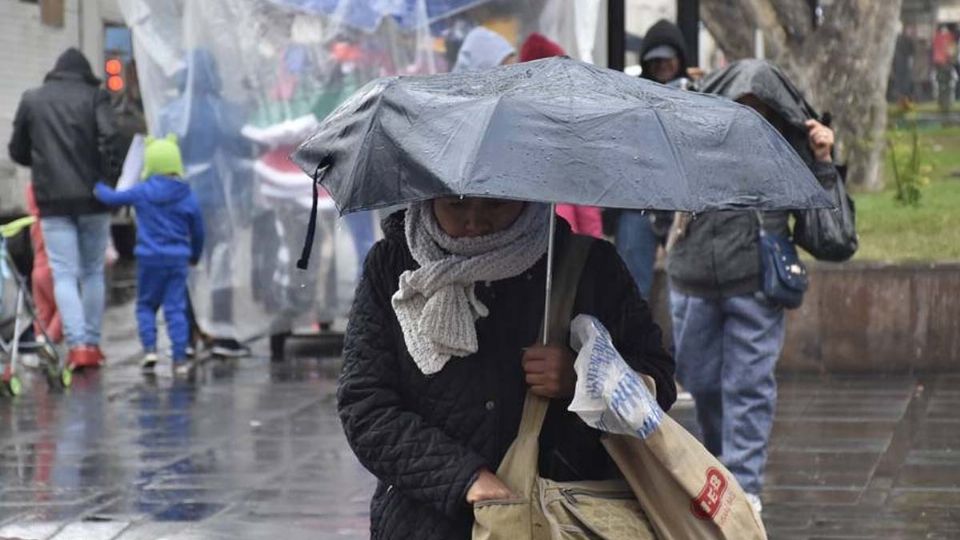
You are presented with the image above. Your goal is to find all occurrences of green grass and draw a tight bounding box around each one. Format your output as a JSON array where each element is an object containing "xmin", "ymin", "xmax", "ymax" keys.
[
  {"xmin": 851, "ymin": 126, "xmax": 960, "ymax": 262},
  {"xmin": 886, "ymin": 100, "xmax": 951, "ymax": 116}
]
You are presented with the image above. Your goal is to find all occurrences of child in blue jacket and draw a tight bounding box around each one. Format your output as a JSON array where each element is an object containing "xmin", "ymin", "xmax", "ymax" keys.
[{"xmin": 95, "ymin": 134, "xmax": 204, "ymax": 374}]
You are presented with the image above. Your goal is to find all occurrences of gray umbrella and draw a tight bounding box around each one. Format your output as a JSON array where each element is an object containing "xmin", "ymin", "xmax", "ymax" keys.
[
  {"xmin": 292, "ymin": 56, "xmax": 832, "ymax": 215},
  {"xmin": 292, "ymin": 57, "xmax": 833, "ymax": 342}
]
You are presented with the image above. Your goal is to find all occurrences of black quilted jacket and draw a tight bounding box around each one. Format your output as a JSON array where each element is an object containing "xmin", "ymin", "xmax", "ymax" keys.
[{"xmin": 338, "ymin": 211, "xmax": 676, "ymax": 539}]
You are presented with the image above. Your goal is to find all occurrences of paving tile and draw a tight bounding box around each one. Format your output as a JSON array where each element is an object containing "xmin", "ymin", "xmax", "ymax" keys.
[
  {"xmin": 107, "ymin": 522, "xmax": 191, "ymax": 540},
  {"xmin": 762, "ymin": 486, "xmax": 864, "ymax": 505},
  {"xmin": 0, "ymin": 521, "xmax": 61, "ymax": 540},
  {"xmin": 48, "ymin": 521, "xmax": 130, "ymax": 540},
  {"xmin": 764, "ymin": 450, "xmax": 879, "ymax": 488},
  {"xmin": 887, "ymin": 488, "xmax": 960, "ymax": 509},
  {"xmin": 770, "ymin": 418, "xmax": 896, "ymax": 452}
]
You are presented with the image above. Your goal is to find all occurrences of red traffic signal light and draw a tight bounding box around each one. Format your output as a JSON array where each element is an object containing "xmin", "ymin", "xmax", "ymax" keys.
[
  {"xmin": 107, "ymin": 75, "xmax": 124, "ymax": 92},
  {"xmin": 105, "ymin": 58, "xmax": 124, "ymax": 92},
  {"xmin": 105, "ymin": 58, "xmax": 123, "ymax": 76}
]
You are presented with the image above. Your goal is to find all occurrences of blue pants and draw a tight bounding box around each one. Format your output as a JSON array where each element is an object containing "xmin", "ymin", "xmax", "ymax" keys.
[
  {"xmin": 669, "ymin": 290, "xmax": 785, "ymax": 495},
  {"xmin": 615, "ymin": 211, "xmax": 658, "ymax": 299},
  {"xmin": 137, "ymin": 264, "xmax": 189, "ymax": 361},
  {"xmin": 41, "ymin": 213, "xmax": 111, "ymax": 347},
  {"xmin": 344, "ymin": 211, "xmax": 376, "ymax": 276}
]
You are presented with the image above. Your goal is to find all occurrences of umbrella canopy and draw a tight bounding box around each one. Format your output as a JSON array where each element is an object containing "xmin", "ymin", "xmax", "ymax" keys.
[
  {"xmin": 292, "ymin": 56, "xmax": 834, "ymax": 216},
  {"xmin": 266, "ymin": 0, "xmax": 493, "ymax": 31}
]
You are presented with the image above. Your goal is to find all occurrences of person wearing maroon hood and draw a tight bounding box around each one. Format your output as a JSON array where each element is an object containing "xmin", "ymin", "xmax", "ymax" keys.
[
  {"xmin": 518, "ymin": 33, "xmax": 603, "ymax": 239},
  {"xmin": 25, "ymin": 184, "xmax": 62, "ymax": 344}
]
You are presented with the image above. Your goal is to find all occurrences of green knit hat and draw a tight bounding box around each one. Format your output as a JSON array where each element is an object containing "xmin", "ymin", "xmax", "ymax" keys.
[{"xmin": 142, "ymin": 134, "xmax": 185, "ymax": 179}]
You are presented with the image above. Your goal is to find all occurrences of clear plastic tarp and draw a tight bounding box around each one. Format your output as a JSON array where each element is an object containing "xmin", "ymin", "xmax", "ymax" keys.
[{"xmin": 118, "ymin": 0, "xmax": 600, "ymax": 341}]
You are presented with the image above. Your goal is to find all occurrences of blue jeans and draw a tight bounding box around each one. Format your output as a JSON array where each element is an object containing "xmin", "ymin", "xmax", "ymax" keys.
[
  {"xmin": 137, "ymin": 264, "xmax": 189, "ymax": 361},
  {"xmin": 669, "ymin": 290, "xmax": 786, "ymax": 494},
  {"xmin": 41, "ymin": 214, "xmax": 111, "ymax": 347},
  {"xmin": 615, "ymin": 211, "xmax": 658, "ymax": 299}
]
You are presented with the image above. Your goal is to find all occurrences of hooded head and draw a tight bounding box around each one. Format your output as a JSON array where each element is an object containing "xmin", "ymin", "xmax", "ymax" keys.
[
  {"xmin": 46, "ymin": 47, "xmax": 100, "ymax": 86},
  {"xmin": 700, "ymin": 59, "xmax": 816, "ymax": 130},
  {"xmin": 452, "ymin": 27, "xmax": 516, "ymax": 73},
  {"xmin": 142, "ymin": 134, "xmax": 185, "ymax": 179},
  {"xmin": 638, "ymin": 19, "xmax": 688, "ymax": 84},
  {"xmin": 701, "ymin": 59, "xmax": 820, "ymax": 163},
  {"xmin": 519, "ymin": 32, "xmax": 566, "ymax": 62}
]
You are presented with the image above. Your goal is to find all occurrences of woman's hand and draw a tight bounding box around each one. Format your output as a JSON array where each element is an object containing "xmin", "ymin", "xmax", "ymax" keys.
[
  {"xmin": 522, "ymin": 345, "xmax": 576, "ymax": 399},
  {"xmin": 805, "ymin": 119, "xmax": 835, "ymax": 163},
  {"xmin": 466, "ymin": 469, "xmax": 515, "ymax": 503}
]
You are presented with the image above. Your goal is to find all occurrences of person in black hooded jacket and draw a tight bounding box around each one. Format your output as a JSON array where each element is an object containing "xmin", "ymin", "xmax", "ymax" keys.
[
  {"xmin": 614, "ymin": 19, "xmax": 690, "ymax": 300},
  {"xmin": 338, "ymin": 197, "xmax": 675, "ymax": 539},
  {"xmin": 8, "ymin": 48, "xmax": 121, "ymax": 369},
  {"xmin": 638, "ymin": 19, "xmax": 691, "ymax": 89}
]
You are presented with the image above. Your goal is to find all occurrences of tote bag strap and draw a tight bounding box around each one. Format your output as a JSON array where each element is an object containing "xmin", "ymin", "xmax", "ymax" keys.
[{"xmin": 497, "ymin": 234, "xmax": 595, "ymax": 497}]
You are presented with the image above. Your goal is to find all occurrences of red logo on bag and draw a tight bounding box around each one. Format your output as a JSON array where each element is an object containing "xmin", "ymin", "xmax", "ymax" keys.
[{"xmin": 691, "ymin": 467, "xmax": 728, "ymax": 520}]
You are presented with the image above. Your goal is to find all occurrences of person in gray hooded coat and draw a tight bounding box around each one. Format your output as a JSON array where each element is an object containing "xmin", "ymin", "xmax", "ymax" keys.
[{"xmin": 667, "ymin": 59, "xmax": 841, "ymax": 514}]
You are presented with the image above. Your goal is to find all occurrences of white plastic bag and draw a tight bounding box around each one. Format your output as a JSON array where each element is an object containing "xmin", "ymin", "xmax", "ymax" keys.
[{"xmin": 568, "ymin": 314, "xmax": 663, "ymax": 439}]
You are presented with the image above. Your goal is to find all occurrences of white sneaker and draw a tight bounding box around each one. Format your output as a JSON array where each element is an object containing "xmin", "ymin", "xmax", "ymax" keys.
[
  {"xmin": 745, "ymin": 493, "xmax": 763, "ymax": 515},
  {"xmin": 172, "ymin": 360, "xmax": 193, "ymax": 377},
  {"xmin": 165, "ymin": 346, "xmax": 197, "ymax": 359},
  {"xmin": 141, "ymin": 352, "xmax": 159, "ymax": 371}
]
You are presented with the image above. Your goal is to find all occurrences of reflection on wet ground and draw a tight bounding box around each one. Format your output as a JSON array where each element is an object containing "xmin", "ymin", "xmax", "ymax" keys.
[{"xmin": 1, "ymin": 334, "xmax": 959, "ymax": 538}]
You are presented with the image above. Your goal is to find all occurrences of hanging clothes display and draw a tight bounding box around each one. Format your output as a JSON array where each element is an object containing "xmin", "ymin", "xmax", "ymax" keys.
[{"xmin": 119, "ymin": 0, "xmax": 591, "ymax": 340}]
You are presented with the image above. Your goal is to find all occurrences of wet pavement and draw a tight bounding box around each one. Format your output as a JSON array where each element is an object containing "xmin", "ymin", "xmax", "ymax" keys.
[{"xmin": 1, "ymin": 305, "xmax": 959, "ymax": 539}]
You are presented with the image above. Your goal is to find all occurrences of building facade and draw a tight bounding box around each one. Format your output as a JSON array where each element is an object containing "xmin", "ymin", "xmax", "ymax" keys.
[{"xmin": 0, "ymin": 0, "xmax": 122, "ymax": 213}]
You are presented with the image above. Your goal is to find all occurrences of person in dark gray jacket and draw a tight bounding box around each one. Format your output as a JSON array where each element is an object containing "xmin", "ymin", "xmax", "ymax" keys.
[
  {"xmin": 666, "ymin": 59, "xmax": 840, "ymax": 514},
  {"xmin": 8, "ymin": 48, "xmax": 121, "ymax": 369},
  {"xmin": 615, "ymin": 19, "xmax": 691, "ymax": 300}
]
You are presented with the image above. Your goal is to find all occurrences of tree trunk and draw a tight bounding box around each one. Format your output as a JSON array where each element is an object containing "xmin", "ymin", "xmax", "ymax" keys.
[{"xmin": 701, "ymin": 0, "xmax": 903, "ymax": 190}]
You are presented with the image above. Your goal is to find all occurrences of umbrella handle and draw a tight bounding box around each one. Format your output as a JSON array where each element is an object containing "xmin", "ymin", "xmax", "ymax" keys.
[
  {"xmin": 296, "ymin": 164, "xmax": 329, "ymax": 270},
  {"xmin": 542, "ymin": 205, "xmax": 556, "ymax": 346}
]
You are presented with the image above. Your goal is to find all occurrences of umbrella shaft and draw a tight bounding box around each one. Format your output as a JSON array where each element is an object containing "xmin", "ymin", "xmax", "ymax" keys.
[{"xmin": 542, "ymin": 205, "xmax": 556, "ymax": 346}]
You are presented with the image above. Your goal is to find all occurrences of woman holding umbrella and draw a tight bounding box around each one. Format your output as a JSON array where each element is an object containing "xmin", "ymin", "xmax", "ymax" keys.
[
  {"xmin": 292, "ymin": 57, "xmax": 832, "ymax": 539},
  {"xmin": 337, "ymin": 197, "xmax": 675, "ymax": 538}
]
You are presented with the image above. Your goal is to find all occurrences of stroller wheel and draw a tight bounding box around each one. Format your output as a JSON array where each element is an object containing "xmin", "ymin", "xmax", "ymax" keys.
[
  {"xmin": 46, "ymin": 366, "xmax": 71, "ymax": 389},
  {"xmin": 3, "ymin": 375, "xmax": 23, "ymax": 397}
]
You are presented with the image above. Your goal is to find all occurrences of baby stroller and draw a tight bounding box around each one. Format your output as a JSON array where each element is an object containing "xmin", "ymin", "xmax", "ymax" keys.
[{"xmin": 0, "ymin": 216, "xmax": 71, "ymax": 396}]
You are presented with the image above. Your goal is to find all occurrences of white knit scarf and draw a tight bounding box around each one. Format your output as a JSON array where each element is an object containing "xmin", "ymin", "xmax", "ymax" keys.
[{"xmin": 392, "ymin": 201, "xmax": 550, "ymax": 375}]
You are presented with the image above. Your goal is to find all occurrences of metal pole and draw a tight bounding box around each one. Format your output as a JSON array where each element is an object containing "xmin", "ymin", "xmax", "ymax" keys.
[
  {"xmin": 676, "ymin": 0, "xmax": 700, "ymax": 67},
  {"xmin": 10, "ymin": 290, "xmax": 23, "ymax": 377},
  {"xmin": 607, "ymin": 0, "xmax": 625, "ymax": 71},
  {"xmin": 542, "ymin": 205, "xmax": 556, "ymax": 346}
]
